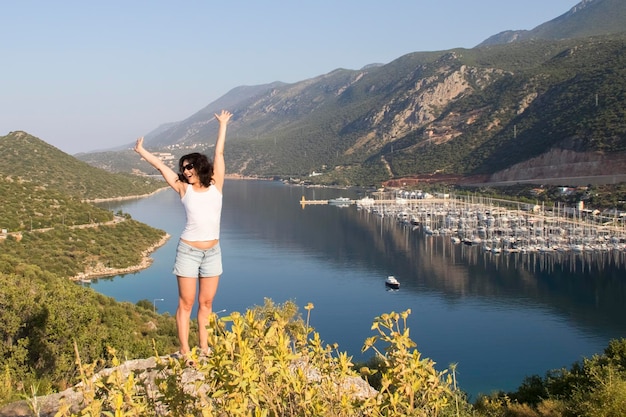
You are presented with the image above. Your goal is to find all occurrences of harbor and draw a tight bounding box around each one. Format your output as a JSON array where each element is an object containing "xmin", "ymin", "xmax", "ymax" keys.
[{"xmin": 301, "ymin": 192, "xmax": 626, "ymax": 255}]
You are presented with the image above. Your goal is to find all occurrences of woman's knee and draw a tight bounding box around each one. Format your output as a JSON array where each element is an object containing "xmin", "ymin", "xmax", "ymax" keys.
[
  {"xmin": 197, "ymin": 297, "xmax": 214, "ymax": 310},
  {"xmin": 178, "ymin": 298, "xmax": 195, "ymax": 312}
]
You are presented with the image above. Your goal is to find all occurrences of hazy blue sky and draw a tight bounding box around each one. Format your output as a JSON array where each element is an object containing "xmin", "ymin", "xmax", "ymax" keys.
[{"xmin": 2, "ymin": 1, "xmax": 579, "ymax": 154}]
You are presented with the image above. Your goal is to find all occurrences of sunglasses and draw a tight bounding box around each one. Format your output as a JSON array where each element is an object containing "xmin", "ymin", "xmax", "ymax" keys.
[{"xmin": 182, "ymin": 163, "xmax": 195, "ymax": 172}]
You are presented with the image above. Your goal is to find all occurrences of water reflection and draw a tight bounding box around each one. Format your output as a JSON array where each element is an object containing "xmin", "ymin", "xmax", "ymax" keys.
[
  {"xmin": 223, "ymin": 181, "xmax": 626, "ymax": 338},
  {"xmin": 341, "ymin": 208, "xmax": 626, "ymax": 335}
]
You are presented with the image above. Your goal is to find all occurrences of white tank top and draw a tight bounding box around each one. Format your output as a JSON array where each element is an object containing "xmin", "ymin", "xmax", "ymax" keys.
[{"xmin": 180, "ymin": 184, "xmax": 222, "ymax": 241}]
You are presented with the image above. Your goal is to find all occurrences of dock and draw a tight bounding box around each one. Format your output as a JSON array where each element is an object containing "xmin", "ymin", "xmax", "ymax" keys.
[
  {"xmin": 300, "ymin": 196, "xmax": 362, "ymax": 208},
  {"xmin": 299, "ymin": 196, "xmax": 449, "ymax": 207},
  {"xmin": 300, "ymin": 196, "xmax": 331, "ymax": 205}
]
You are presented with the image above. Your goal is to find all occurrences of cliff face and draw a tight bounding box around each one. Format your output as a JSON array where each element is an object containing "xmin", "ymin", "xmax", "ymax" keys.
[
  {"xmin": 347, "ymin": 60, "xmax": 502, "ymax": 155},
  {"xmin": 488, "ymin": 149, "xmax": 626, "ymax": 185}
]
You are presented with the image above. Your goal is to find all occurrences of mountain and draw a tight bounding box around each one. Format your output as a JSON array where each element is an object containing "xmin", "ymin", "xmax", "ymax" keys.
[
  {"xmin": 0, "ymin": 131, "xmax": 164, "ymax": 200},
  {"xmin": 78, "ymin": 0, "xmax": 626, "ymax": 187},
  {"xmin": 142, "ymin": 82, "xmax": 288, "ymax": 149},
  {"xmin": 478, "ymin": 0, "xmax": 626, "ymax": 47}
]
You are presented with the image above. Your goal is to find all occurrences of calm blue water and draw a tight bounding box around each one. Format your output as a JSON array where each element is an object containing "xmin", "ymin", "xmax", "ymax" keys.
[{"xmin": 92, "ymin": 179, "xmax": 626, "ymax": 398}]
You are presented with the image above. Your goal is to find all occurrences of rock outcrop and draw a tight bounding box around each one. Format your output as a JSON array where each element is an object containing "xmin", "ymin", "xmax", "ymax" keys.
[{"xmin": 0, "ymin": 355, "xmax": 376, "ymax": 417}]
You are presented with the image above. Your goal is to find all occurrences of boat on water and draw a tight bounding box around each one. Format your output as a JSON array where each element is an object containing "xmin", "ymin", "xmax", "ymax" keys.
[
  {"xmin": 385, "ymin": 275, "xmax": 400, "ymax": 289},
  {"xmin": 328, "ymin": 197, "xmax": 351, "ymax": 205}
]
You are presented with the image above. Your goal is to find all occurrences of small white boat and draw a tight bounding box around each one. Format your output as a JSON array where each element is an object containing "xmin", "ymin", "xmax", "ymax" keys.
[
  {"xmin": 328, "ymin": 197, "xmax": 351, "ymax": 205},
  {"xmin": 385, "ymin": 275, "xmax": 400, "ymax": 289}
]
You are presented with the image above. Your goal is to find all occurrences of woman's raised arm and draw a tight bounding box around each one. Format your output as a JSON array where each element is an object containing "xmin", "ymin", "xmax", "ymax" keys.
[
  {"xmin": 134, "ymin": 137, "xmax": 184, "ymax": 193},
  {"xmin": 211, "ymin": 110, "xmax": 232, "ymax": 192}
]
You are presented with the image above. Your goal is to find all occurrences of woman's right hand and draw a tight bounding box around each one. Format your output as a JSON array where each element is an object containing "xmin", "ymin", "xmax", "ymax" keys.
[{"xmin": 134, "ymin": 137, "xmax": 144, "ymax": 153}]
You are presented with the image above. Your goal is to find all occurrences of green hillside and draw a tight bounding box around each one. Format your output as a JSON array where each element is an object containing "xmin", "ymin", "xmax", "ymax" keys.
[
  {"xmin": 388, "ymin": 36, "xmax": 626, "ymax": 177},
  {"xmin": 0, "ymin": 176, "xmax": 112, "ymax": 232},
  {"xmin": 0, "ymin": 131, "xmax": 164, "ymax": 200}
]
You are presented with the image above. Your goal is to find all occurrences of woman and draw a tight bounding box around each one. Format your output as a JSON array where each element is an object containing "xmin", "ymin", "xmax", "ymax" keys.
[{"xmin": 134, "ymin": 110, "xmax": 232, "ymax": 358}]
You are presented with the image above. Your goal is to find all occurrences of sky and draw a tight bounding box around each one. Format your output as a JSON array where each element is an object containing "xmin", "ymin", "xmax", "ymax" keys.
[{"xmin": 1, "ymin": 0, "xmax": 580, "ymax": 155}]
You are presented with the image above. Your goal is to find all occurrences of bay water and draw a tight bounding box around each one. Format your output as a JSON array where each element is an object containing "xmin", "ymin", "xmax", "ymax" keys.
[{"xmin": 93, "ymin": 179, "xmax": 626, "ymax": 398}]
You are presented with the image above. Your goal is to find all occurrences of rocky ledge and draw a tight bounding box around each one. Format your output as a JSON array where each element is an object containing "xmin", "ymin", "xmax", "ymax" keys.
[{"xmin": 0, "ymin": 354, "xmax": 376, "ymax": 417}]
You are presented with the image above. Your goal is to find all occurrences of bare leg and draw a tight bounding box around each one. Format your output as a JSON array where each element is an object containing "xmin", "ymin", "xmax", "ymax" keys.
[
  {"xmin": 197, "ymin": 275, "xmax": 220, "ymax": 353},
  {"xmin": 176, "ymin": 276, "xmax": 197, "ymax": 354}
]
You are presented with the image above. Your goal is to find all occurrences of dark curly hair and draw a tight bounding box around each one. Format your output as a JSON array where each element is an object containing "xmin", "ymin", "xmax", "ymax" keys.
[{"xmin": 178, "ymin": 153, "xmax": 214, "ymax": 187}]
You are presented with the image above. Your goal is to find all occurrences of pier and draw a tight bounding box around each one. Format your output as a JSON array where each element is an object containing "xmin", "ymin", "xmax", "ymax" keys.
[
  {"xmin": 300, "ymin": 196, "xmax": 332, "ymax": 205},
  {"xmin": 299, "ymin": 196, "xmax": 440, "ymax": 207}
]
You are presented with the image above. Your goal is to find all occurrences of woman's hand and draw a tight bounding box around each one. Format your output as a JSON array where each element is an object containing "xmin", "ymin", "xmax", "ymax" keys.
[
  {"xmin": 134, "ymin": 137, "xmax": 145, "ymax": 154},
  {"xmin": 214, "ymin": 110, "xmax": 232, "ymax": 124}
]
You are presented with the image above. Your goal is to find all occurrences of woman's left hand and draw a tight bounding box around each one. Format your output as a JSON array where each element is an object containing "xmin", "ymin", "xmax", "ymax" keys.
[{"xmin": 214, "ymin": 110, "xmax": 232, "ymax": 124}]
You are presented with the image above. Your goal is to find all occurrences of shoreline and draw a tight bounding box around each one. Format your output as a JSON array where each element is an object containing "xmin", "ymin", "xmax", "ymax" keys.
[
  {"xmin": 84, "ymin": 187, "xmax": 169, "ymax": 203},
  {"xmin": 70, "ymin": 232, "xmax": 171, "ymax": 282}
]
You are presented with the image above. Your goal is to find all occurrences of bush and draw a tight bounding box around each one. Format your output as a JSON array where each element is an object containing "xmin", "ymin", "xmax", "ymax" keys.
[{"xmin": 51, "ymin": 303, "xmax": 469, "ymax": 417}]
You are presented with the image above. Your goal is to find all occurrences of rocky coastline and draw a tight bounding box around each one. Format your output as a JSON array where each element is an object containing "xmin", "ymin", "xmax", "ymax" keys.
[{"xmin": 70, "ymin": 232, "xmax": 171, "ymax": 282}]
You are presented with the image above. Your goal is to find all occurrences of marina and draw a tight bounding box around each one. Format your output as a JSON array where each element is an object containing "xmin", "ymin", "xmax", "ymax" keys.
[{"xmin": 303, "ymin": 192, "xmax": 626, "ymax": 256}]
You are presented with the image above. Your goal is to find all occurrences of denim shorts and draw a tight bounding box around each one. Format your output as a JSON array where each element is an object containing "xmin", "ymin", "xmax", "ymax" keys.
[{"xmin": 173, "ymin": 240, "xmax": 223, "ymax": 278}]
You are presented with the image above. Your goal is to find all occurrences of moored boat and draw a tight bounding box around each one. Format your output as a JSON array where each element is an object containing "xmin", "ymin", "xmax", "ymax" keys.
[
  {"xmin": 385, "ymin": 275, "xmax": 400, "ymax": 289},
  {"xmin": 328, "ymin": 197, "xmax": 351, "ymax": 205}
]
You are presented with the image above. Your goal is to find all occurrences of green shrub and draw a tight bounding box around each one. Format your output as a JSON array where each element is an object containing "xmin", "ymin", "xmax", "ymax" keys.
[{"xmin": 51, "ymin": 303, "xmax": 468, "ymax": 417}]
